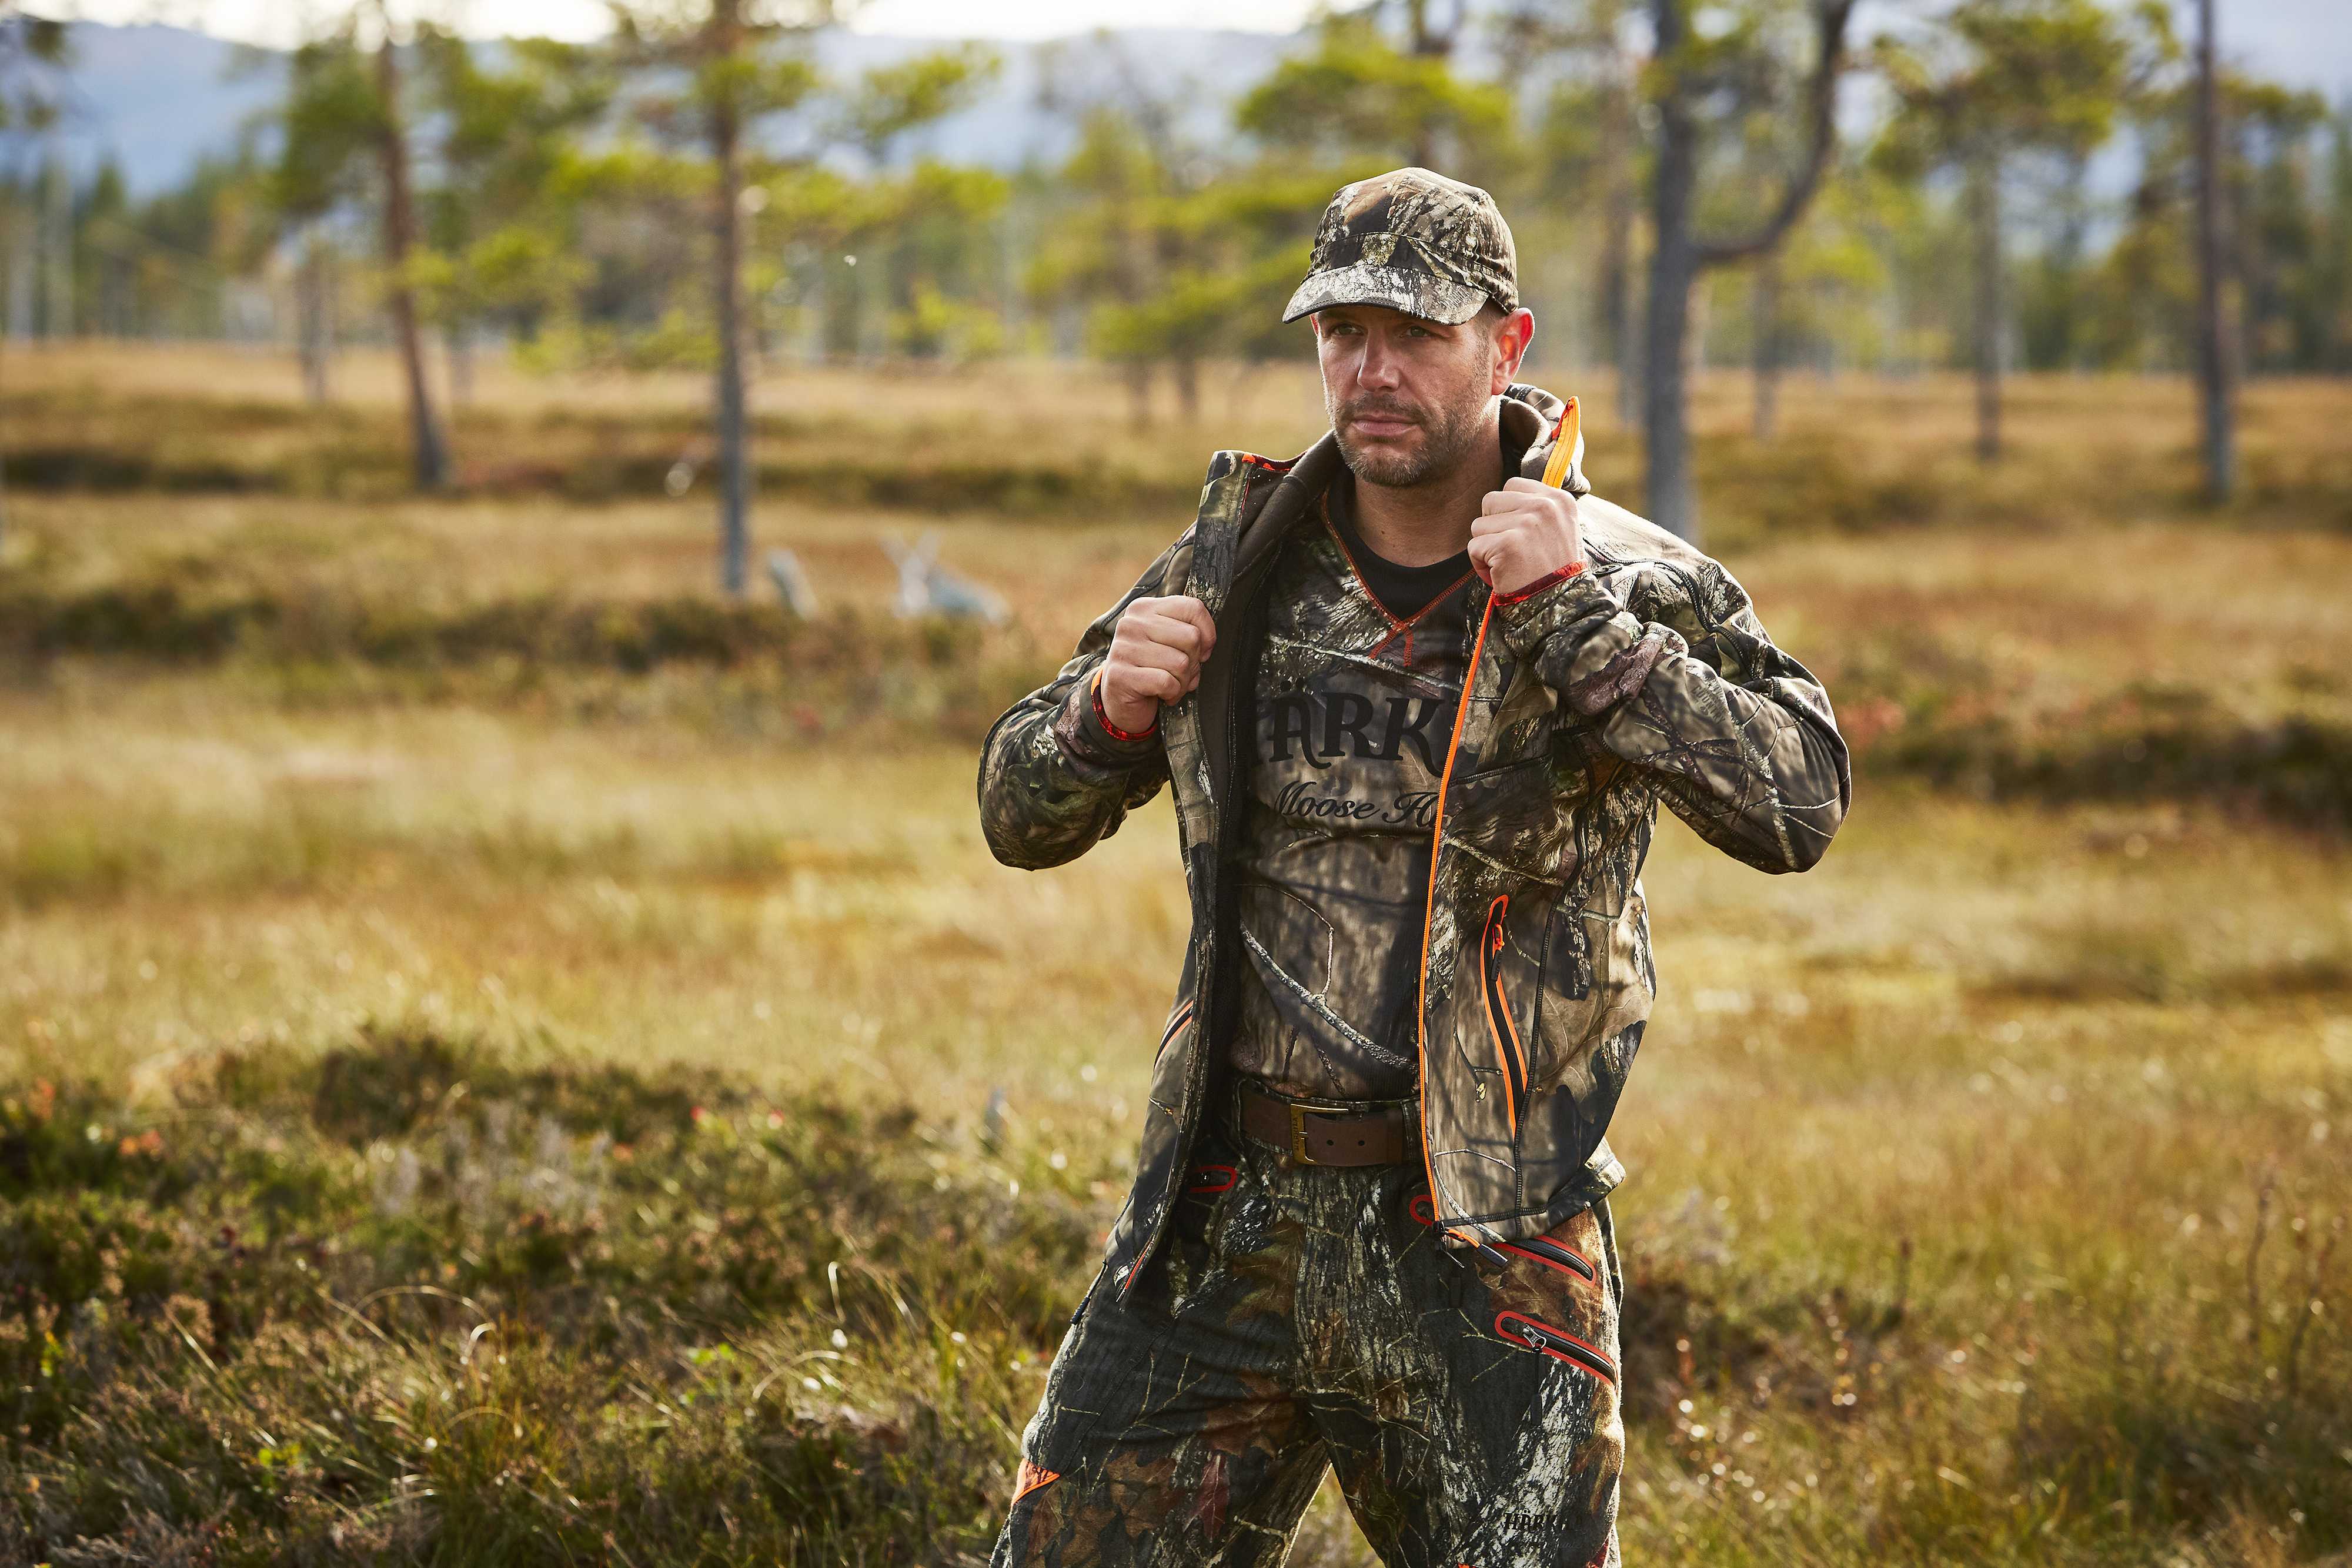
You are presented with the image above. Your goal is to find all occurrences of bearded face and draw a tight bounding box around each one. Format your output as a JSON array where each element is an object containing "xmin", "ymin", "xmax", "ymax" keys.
[{"xmin": 1315, "ymin": 305, "xmax": 1506, "ymax": 491}]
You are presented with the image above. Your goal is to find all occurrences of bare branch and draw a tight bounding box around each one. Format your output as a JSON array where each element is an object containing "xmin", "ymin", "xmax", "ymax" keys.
[{"xmin": 1692, "ymin": 0, "xmax": 1857, "ymax": 272}]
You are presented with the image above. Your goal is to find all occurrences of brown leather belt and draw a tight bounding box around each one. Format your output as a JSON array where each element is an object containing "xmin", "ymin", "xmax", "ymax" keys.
[{"xmin": 1235, "ymin": 1081, "xmax": 1413, "ymax": 1166}]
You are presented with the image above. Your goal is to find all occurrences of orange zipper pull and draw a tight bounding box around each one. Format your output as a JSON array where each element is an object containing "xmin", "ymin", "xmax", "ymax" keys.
[{"xmin": 1541, "ymin": 397, "xmax": 1580, "ymax": 490}]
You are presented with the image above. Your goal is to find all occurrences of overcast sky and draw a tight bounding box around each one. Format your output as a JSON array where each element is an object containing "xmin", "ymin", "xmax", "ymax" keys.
[
  {"xmin": 48, "ymin": 0, "xmax": 2352, "ymax": 96},
  {"xmin": 57, "ymin": 0, "xmax": 1327, "ymax": 49}
]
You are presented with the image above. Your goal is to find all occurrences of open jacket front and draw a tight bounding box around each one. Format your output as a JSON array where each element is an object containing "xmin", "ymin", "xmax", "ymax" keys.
[{"xmin": 978, "ymin": 383, "xmax": 1850, "ymax": 1307}]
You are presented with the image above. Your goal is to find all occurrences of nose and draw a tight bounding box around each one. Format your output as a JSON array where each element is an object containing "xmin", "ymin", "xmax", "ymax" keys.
[{"xmin": 1353, "ymin": 331, "xmax": 1403, "ymax": 393}]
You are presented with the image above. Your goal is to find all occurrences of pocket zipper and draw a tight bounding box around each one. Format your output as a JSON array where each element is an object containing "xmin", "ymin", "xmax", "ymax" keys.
[
  {"xmin": 1501, "ymin": 1234, "xmax": 1599, "ymax": 1286},
  {"xmin": 1185, "ymin": 1162, "xmax": 1237, "ymax": 1195},
  {"xmin": 1481, "ymin": 895, "xmax": 1529, "ymax": 1135},
  {"xmin": 1494, "ymin": 1310, "xmax": 1616, "ymax": 1382}
]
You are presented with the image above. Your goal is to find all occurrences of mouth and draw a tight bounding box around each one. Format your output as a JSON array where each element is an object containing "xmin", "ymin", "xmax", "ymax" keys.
[{"xmin": 1348, "ymin": 410, "xmax": 1421, "ymax": 440}]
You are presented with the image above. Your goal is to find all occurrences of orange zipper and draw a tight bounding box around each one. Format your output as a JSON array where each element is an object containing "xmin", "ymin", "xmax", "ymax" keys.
[
  {"xmin": 1480, "ymin": 893, "xmax": 1528, "ymax": 1135},
  {"xmin": 1414, "ymin": 591, "xmax": 1495, "ymax": 1249}
]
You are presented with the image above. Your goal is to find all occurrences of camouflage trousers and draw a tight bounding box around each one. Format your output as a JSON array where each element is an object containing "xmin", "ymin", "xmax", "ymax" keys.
[{"xmin": 993, "ymin": 1098, "xmax": 1625, "ymax": 1568}]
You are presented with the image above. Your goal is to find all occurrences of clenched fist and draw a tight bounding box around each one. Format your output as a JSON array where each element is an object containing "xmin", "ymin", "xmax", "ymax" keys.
[
  {"xmin": 1098, "ymin": 595, "xmax": 1217, "ymax": 735},
  {"xmin": 1470, "ymin": 477, "xmax": 1585, "ymax": 597}
]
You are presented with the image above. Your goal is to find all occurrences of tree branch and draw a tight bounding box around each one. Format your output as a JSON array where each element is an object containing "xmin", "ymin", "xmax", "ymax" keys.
[{"xmin": 1692, "ymin": 0, "xmax": 1857, "ymax": 271}]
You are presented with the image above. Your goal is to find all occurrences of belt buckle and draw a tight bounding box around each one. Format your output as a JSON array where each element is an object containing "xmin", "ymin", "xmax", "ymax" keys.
[{"xmin": 1284, "ymin": 1096, "xmax": 1354, "ymax": 1166}]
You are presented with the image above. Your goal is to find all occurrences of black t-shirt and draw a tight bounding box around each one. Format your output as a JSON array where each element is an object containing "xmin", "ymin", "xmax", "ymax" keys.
[{"xmin": 1324, "ymin": 469, "xmax": 1475, "ymax": 620}]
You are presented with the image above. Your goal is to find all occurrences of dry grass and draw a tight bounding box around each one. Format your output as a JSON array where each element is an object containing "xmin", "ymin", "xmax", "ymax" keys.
[
  {"xmin": 1, "ymin": 344, "xmax": 2347, "ymax": 1563},
  {"xmin": 4, "ymin": 677, "xmax": 2346, "ymax": 1563},
  {"xmin": 8, "ymin": 340, "xmax": 2350, "ymax": 536}
]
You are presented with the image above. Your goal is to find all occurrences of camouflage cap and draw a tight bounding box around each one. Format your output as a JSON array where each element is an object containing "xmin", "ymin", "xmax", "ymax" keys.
[{"xmin": 1282, "ymin": 167, "xmax": 1519, "ymax": 326}]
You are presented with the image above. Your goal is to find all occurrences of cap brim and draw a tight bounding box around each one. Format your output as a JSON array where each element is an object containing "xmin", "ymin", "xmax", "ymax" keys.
[{"xmin": 1281, "ymin": 264, "xmax": 1487, "ymax": 326}]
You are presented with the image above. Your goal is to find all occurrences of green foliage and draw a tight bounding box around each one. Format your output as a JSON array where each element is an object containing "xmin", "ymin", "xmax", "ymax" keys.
[
  {"xmin": 2, "ymin": 999, "xmax": 2347, "ymax": 1559},
  {"xmin": 0, "ymin": 1027, "xmax": 1107, "ymax": 1562},
  {"xmin": 1235, "ymin": 15, "xmax": 1515, "ymax": 178},
  {"xmin": 2086, "ymin": 72, "xmax": 2340, "ymax": 375},
  {"xmin": 417, "ymin": 28, "xmax": 617, "ymax": 335},
  {"xmin": 0, "ymin": 14, "xmax": 69, "ymax": 135},
  {"xmin": 835, "ymin": 44, "xmax": 999, "ymax": 160},
  {"xmin": 1873, "ymin": 0, "xmax": 2161, "ymax": 176},
  {"xmin": 1025, "ymin": 109, "xmax": 1328, "ymax": 406},
  {"xmin": 268, "ymin": 25, "xmax": 385, "ymax": 223},
  {"xmin": 0, "ymin": 574, "xmax": 1017, "ymax": 687}
]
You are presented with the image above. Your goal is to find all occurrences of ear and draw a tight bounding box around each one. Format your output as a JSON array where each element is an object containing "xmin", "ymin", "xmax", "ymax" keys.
[{"xmin": 1489, "ymin": 309, "xmax": 1535, "ymax": 393}]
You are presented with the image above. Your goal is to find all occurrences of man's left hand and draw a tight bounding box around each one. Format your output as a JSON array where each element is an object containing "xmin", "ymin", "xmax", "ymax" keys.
[{"xmin": 1470, "ymin": 478, "xmax": 1585, "ymax": 597}]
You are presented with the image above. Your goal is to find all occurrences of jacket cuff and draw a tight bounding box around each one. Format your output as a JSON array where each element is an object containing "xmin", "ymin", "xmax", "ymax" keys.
[
  {"xmin": 1494, "ymin": 560, "xmax": 1586, "ymax": 606},
  {"xmin": 1494, "ymin": 564, "xmax": 1621, "ymax": 658},
  {"xmin": 1494, "ymin": 567, "xmax": 1683, "ymax": 720},
  {"xmin": 1053, "ymin": 670, "xmax": 1163, "ymax": 772}
]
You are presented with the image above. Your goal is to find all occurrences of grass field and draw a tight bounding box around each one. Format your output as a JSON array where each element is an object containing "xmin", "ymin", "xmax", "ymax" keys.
[{"xmin": 1, "ymin": 345, "xmax": 2348, "ymax": 1564}]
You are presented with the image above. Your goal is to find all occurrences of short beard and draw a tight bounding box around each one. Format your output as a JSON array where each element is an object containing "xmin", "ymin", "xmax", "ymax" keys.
[{"xmin": 1331, "ymin": 389, "xmax": 1491, "ymax": 490}]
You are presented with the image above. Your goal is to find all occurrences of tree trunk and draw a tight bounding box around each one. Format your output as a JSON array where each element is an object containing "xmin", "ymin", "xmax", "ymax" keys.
[
  {"xmin": 1174, "ymin": 355, "xmax": 1200, "ymax": 425},
  {"xmin": 1752, "ymin": 252, "xmax": 1781, "ymax": 442},
  {"xmin": 2049, "ymin": 152, "xmax": 2091, "ymax": 370},
  {"xmin": 710, "ymin": 0, "xmax": 752, "ymax": 597},
  {"xmin": 1600, "ymin": 63, "xmax": 1639, "ymax": 422},
  {"xmin": 447, "ymin": 323, "xmax": 473, "ymax": 410},
  {"xmin": 1969, "ymin": 150, "xmax": 2002, "ymax": 463},
  {"xmin": 1404, "ymin": 0, "xmax": 1453, "ymax": 168},
  {"xmin": 1642, "ymin": 0, "xmax": 1854, "ymax": 541},
  {"xmin": 6, "ymin": 207, "xmax": 34, "ymax": 342},
  {"xmin": 376, "ymin": 22, "xmax": 450, "ymax": 491},
  {"xmin": 1125, "ymin": 363, "xmax": 1151, "ymax": 429},
  {"xmin": 299, "ymin": 236, "xmax": 333, "ymax": 405},
  {"xmin": 0, "ymin": 329, "xmax": 11, "ymax": 551},
  {"xmin": 1643, "ymin": 80, "xmax": 1702, "ymax": 540},
  {"xmin": 44, "ymin": 158, "xmax": 71, "ymax": 339},
  {"xmin": 2192, "ymin": 0, "xmax": 2234, "ymax": 502}
]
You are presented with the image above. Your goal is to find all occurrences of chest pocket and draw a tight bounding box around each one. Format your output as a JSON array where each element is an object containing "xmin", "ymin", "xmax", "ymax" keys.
[{"xmin": 1447, "ymin": 755, "xmax": 1565, "ymax": 879}]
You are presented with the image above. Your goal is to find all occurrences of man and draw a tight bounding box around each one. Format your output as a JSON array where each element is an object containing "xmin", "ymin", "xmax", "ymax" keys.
[{"xmin": 977, "ymin": 168, "xmax": 1849, "ymax": 1567}]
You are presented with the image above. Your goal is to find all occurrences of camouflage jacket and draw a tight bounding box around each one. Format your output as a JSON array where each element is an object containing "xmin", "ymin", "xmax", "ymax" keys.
[{"xmin": 978, "ymin": 383, "xmax": 1850, "ymax": 1305}]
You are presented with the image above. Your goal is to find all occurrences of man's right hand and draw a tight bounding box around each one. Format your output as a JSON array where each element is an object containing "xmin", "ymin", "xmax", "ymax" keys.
[{"xmin": 1098, "ymin": 596, "xmax": 1217, "ymax": 734}]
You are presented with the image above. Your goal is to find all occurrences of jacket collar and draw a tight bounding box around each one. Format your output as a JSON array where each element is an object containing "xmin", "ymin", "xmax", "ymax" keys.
[{"xmin": 1232, "ymin": 381, "xmax": 1578, "ymax": 591}]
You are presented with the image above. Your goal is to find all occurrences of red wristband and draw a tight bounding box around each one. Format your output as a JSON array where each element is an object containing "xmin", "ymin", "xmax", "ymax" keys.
[
  {"xmin": 1495, "ymin": 559, "xmax": 1586, "ymax": 605},
  {"xmin": 1091, "ymin": 670, "xmax": 1158, "ymax": 743}
]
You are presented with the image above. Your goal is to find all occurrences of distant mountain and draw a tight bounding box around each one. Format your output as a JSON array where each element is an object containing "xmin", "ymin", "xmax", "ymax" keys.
[
  {"xmin": 19, "ymin": 22, "xmax": 282, "ymax": 195},
  {"xmin": 18, "ymin": 7, "xmax": 2348, "ymax": 201},
  {"xmin": 16, "ymin": 20, "xmax": 1303, "ymax": 198}
]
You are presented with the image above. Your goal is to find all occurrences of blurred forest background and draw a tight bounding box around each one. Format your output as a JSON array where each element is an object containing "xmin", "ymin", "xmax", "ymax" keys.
[{"xmin": 1, "ymin": 1, "xmax": 2348, "ymax": 1564}]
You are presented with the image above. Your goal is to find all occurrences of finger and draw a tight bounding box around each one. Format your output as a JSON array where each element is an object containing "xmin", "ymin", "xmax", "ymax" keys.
[
  {"xmin": 1173, "ymin": 598, "xmax": 1217, "ymax": 658},
  {"xmin": 1481, "ymin": 489, "xmax": 1546, "ymax": 517},
  {"xmin": 1117, "ymin": 611, "xmax": 1198, "ymax": 653},
  {"xmin": 1134, "ymin": 613, "xmax": 1206, "ymax": 656},
  {"xmin": 1118, "ymin": 641, "xmax": 1195, "ymax": 678},
  {"xmin": 1122, "ymin": 667, "xmax": 1185, "ymax": 704},
  {"xmin": 1502, "ymin": 476, "xmax": 1551, "ymax": 494},
  {"xmin": 1470, "ymin": 510, "xmax": 1528, "ymax": 537}
]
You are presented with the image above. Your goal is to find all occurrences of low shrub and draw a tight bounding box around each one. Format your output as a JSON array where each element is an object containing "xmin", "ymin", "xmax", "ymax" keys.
[
  {"xmin": 0, "ymin": 1027, "xmax": 1107, "ymax": 1563},
  {"xmin": 2, "ymin": 1028, "xmax": 2343, "ymax": 1562}
]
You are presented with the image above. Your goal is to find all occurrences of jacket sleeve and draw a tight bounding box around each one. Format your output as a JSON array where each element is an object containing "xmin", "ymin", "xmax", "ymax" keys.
[
  {"xmin": 975, "ymin": 533, "xmax": 1186, "ymax": 870},
  {"xmin": 1494, "ymin": 550, "xmax": 1850, "ymax": 874}
]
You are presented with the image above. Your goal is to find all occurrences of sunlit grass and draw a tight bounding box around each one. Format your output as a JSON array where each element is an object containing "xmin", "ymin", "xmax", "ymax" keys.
[
  {"xmin": 1, "ymin": 346, "xmax": 2347, "ymax": 1562},
  {"xmin": 4, "ymin": 673, "xmax": 2346, "ymax": 1560}
]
